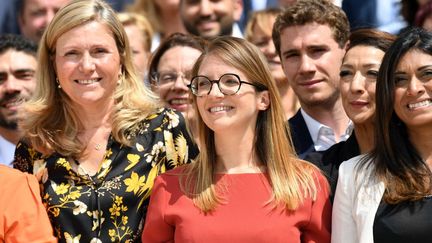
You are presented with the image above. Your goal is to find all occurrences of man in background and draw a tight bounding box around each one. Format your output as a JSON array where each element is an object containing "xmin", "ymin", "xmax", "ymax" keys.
[
  {"xmin": 0, "ymin": 34, "xmax": 37, "ymax": 166},
  {"xmin": 180, "ymin": 0, "xmax": 244, "ymax": 38},
  {"xmin": 17, "ymin": 0, "xmax": 71, "ymax": 43}
]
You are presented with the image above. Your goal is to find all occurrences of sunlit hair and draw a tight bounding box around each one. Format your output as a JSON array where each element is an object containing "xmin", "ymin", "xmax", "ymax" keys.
[
  {"xmin": 272, "ymin": 0, "xmax": 349, "ymax": 56},
  {"xmin": 127, "ymin": 0, "xmax": 162, "ymax": 33},
  {"xmin": 181, "ymin": 36, "xmax": 321, "ymax": 212},
  {"xmin": 117, "ymin": 12, "xmax": 154, "ymax": 52},
  {"xmin": 359, "ymin": 27, "xmax": 432, "ymax": 203},
  {"xmin": 244, "ymin": 8, "xmax": 282, "ymax": 42},
  {"xmin": 21, "ymin": 0, "xmax": 160, "ymax": 157}
]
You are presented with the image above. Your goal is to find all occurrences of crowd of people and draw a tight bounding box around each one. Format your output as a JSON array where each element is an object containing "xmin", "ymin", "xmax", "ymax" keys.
[{"xmin": 0, "ymin": 0, "xmax": 432, "ymax": 242}]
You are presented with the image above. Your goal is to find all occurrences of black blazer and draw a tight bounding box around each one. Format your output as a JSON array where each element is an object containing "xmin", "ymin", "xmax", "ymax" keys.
[{"xmin": 288, "ymin": 109, "xmax": 315, "ymax": 159}]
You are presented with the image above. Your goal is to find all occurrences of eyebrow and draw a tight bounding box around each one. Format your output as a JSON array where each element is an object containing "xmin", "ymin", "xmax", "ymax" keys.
[{"xmin": 418, "ymin": 65, "xmax": 432, "ymax": 71}]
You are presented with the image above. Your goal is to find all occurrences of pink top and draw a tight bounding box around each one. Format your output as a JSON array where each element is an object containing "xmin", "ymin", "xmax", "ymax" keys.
[{"xmin": 142, "ymin": 168, "xmax": 331, "ymax": 243}]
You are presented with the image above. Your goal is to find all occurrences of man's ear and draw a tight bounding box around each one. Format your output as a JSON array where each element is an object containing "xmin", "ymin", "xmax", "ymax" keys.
[
  {"xmin": 233, "ymin": 0, "xmax": 244, "ymax": 21},
  {"xmin": 258, "ymin": 90, "xmax": 270, "ymax": 111}
]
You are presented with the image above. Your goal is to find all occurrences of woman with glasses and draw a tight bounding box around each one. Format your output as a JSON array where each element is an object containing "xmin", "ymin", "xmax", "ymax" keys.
[
  {"xmin": 142, "ymin": 36, "xmax": 331, "ymax": 242},
  {"xmin": 148, "ymin": 33, "xmax": 207, "ymax": 143},
  {"xmin": 12, "ymin": 0, "xmax": 198, "ymax": 242}
]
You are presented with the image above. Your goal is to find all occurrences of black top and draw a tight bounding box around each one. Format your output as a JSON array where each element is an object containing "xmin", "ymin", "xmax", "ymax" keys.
[
  {"xmin": 13, "ymin": 108, "xmax": 198, "ymax": 243},
  {"xmin": 304, "ymin": 133, "xmax": 360, "ymax": 200},
  {"xmin": 288, "ymin": 109, "xmax": 315, "ymax": 159},
  {"xmin": 374, "ymin": 196, "xmax": 432, "ymax": 243}
]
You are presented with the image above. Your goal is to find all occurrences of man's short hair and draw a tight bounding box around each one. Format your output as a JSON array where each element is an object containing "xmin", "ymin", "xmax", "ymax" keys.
[
  {"xmin": 272, "ymin": 0, "xmax": 350, "ymax": 55},
  {"xmin": 0, "ymin": 34, "xmax": 37, "ymax": 56}
]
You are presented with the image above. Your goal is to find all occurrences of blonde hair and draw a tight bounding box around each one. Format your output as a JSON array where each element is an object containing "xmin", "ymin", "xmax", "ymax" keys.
[
  {"xmin": 181, "ymin": 36, "xmax": 321, "ymax": 212},
  {"xmin": 117, "ymin": 12, "xmax": 154, "ymax": 52},
  {"xmin": 22, "ymin": 0, "xmax": 161, "ymax": 157},
  {"xmin": 127, "ymin": 0, "xmax": 162, "ymax": 33},
  {"xmin": 244, "ymin": 8, "xmax": 282, "ymax": 42}
]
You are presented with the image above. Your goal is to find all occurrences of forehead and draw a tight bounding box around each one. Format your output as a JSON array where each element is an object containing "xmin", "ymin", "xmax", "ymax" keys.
[
  {"xmin": 198, "ymin": 54, "xmax": 245, "ymax": 78},
  {"xmin": 343, "ymin": 45, "xmax": 385, "ymax": 64},
  {"xmin": 158, "ymin": 46, "xmax": 202, "ymax": 69},
  {"xmin": 280, "ymin": 23, "xmax": 337, "ymax": 49},
  {"xmin": 396, "ymin": 49, "xmax": 432, "ymax": 71},
  {"xmin": 0, "ymin": 49, "xmax": 37, "ymax": 70},
  {"xmin": 182, "ymin": 0, "xmax": 234, "ymax": 7}
]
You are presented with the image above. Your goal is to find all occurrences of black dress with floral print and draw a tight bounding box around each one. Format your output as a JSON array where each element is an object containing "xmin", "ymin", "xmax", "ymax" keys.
[{"xmin": 13, "ymin": 108, "xmax": 198, "ymax": 243}]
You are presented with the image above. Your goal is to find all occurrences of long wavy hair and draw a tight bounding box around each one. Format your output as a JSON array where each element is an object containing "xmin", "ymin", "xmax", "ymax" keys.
[
  {"xmin": 21, "ymin": 0, "xmax": 160, "ymax": 157},
  {"xmin": 181, "ymin": 36, "xmax": 321, "ymax": 213},
  {"xmin": 359, "ymin": 27, "xmax": 432, "ymax": 203}
]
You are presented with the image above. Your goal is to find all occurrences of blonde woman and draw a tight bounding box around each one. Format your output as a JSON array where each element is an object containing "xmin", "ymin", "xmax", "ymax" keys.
[
  {"xmin": 13, "ymin": 0, "xmax": 198, "ymax": 242},
  {"xmin": 142, "ymin": 36, "xmax": 331, "ymax": 242}
]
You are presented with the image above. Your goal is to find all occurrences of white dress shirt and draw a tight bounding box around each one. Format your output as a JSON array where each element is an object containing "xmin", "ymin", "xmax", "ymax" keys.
[{"xmin": 301, "ymin": 109, "xmax": 353, "ymax": 151}]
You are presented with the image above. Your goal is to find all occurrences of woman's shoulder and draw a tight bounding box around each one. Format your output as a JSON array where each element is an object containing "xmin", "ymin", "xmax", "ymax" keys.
[
  {"xmin": 140, "ymin": 108, "xmax": 184, "ymax": 128},
  {"xmin": 0, "ymin": 166, "xmax": 37, "ymax": 187}
]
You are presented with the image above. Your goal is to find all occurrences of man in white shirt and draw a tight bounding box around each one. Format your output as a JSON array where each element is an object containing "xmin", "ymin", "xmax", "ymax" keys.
[
  {"xmin": 0, "ymin": 34, "xmax": 37, "ymax": 166},
  {"xmin": 272, "ymin": 0, "xmax": 352, "ymax": 159},
  {"xmin": 179, "ymin": 0, "xmax": 244, "ymax": 38}
]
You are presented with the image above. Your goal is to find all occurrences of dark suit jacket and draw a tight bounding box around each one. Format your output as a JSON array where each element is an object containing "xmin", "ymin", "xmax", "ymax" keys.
[
  {"xmin": 305, "ymin": 134, "xmax": 360, "ymax": 201},
  {"xmin": 288, "ymin": 109, "xmax": 315, "ymax": 159}
]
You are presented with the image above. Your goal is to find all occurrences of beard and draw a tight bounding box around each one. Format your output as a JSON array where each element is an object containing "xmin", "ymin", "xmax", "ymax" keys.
[
  {"xmin": 0, "ymin": 114, "xmax": 18, "ymax": 130},
  {"xmin": 183, "ymin": 16, "xmax": 234, "ymax": 38}
]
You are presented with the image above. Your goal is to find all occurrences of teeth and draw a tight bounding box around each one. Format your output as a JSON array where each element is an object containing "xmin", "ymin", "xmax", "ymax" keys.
[
  {"xmin": 408, "ymin": 100, "xmax": 432, "ymax": 109},
  {"xmin": 209, "ymin": 106, "xmax": 232, "ymax": 113},
  {"xmin": 75, "ymin": 79, "xmax": 99, "ymax": 84},
  {"xmin": 170, "ymin": 99, "xmax": 188, "ymax": 105}
]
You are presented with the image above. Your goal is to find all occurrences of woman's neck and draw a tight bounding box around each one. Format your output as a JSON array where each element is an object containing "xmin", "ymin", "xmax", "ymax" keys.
[
  {"xmin": 213, "ymin": 126, "xmax": 263, "ymax": 174},
  {"xmin": 353, "ymin": 122, "xmax": 375, "ymax": 154}
]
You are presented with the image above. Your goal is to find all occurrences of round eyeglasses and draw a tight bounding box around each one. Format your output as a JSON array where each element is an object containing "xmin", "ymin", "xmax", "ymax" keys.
[{"xmin": 188, "ymin": 73, "xmax": 267, "ymax": 97}]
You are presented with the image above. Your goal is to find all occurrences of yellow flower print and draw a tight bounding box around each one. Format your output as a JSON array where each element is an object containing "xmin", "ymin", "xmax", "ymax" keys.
[
  {"xmin": 53, "ymin": 182, "xmax": 70, "ymax": 195},
  {"xmin": 90, "ymin": 238, "xmax": 102, "ymax": 243},
  {"xmin": 122, "ymin": 216, "xmax": 128, "ymax": 225},
  {"xmin": 69, "ymin": 190, "xmax": 81, "ymax": 200},
  {"xmin": 57, "ymin": 158, "xmax": 71, "ymax": 171},
  {"xmin": 114, "ymin": 196, "xmax": 123, "ymax": 205},
  {"xmin": 124, "ymin": 154, "xmax": 140, "ymax": 171},
  {"xmin": 109, "ymin": 229, "xmax": 116, "ymax": 237},
  {"xmin": 124, "ymin": 172, "xmax": 145, "ymax": 194},
  {"xmin": 164, "ymin": 131, "xmax": 176, "ymax": 165},
  {"xmin": 109, "ymin": 204, "xmax": 121, "ymax": 217},
  {"xmin": 52, "ymin": 207, "xmax": 60, "ymax": 217}
]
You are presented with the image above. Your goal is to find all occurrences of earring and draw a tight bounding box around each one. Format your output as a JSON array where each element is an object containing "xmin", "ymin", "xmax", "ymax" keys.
[{"xmin": 56, "ymin": 78, "xmax": 61, "ymax": 89}]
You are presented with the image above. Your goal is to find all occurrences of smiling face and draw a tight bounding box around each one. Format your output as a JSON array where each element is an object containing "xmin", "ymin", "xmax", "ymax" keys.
[
  {"xmin": 54, "ymin": 21, "xmax": 122, "ymax": 110},
  {"xmin": 195, "ymin": 54, "xmax": 268, "ymax": 134},
  {"xmin": 393, "ymin": 49, "xmax": 432, "ymax": 128},
  {"xmin": 339, "ymin": 45, "xmax": 385, "ymax": 125},
  {"xmin": 0, "ymin": 50, "xmax": 37, "ymax": 129},
  {"xmin": 155, "ymin": 46, "xmax": 202, "ymax": 114},
  {"xmin": 180, "ymin": 0, "xmax": 242, "ymax": 38},
  {"xmin": 279, "ymin": 23, "xmax": 346, "ymax": 108}
]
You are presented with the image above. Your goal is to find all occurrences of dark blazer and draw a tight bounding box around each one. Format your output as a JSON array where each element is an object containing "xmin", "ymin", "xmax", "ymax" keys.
[
  {"xmin": 288, "ymin": 109, "xmax": 315, "ymax": 159},
  {"xmin": 305, "ymin": 134, "xmax": 360, "ymax": 200}
]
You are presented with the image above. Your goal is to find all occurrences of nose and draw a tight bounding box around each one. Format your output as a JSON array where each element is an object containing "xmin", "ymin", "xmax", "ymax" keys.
[
  {"xmin": 298, "ymin": 55, "xmax": 315, "ymax": 74},
  {"xmin": 263, "ymin": 42, "xmax": 276, "ymax": 57},
  {"xmin": 208, "ymin": 81, "xmax": 224, "ymax": 97},
  {"xmin": 406, "ymin": 76, "xmax": 425, "ymax": 96},
  {"xmin": 3, "ymin": 76, "xmax": 20, "ymax": 93},
  {"xmin": 172, "ymin": 74, "xmax": 189, "ymax": 91},
  {"xmin": 349, "ymin": 72, "xmax": 365, "ymax": 94},
  {"xmin": 79, "ymin": 53, "xmax": 96, "ymax": 73},
  {"xmin": 199, "ymin": 0, "xmax": 212, "ymax": 16},
  {"xmin": 44, "ymin": 10, "xmax": 56, "ymax": 26}
]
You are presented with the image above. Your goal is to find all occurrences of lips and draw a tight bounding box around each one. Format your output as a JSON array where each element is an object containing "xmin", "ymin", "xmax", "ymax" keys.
[
  {"xmin": 299, "ymin": 79, "xmax": 322, "ymax": 87},
  {"xmin": 0, "ymin": 93, "xmax": 22, "ymax": 110}
]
